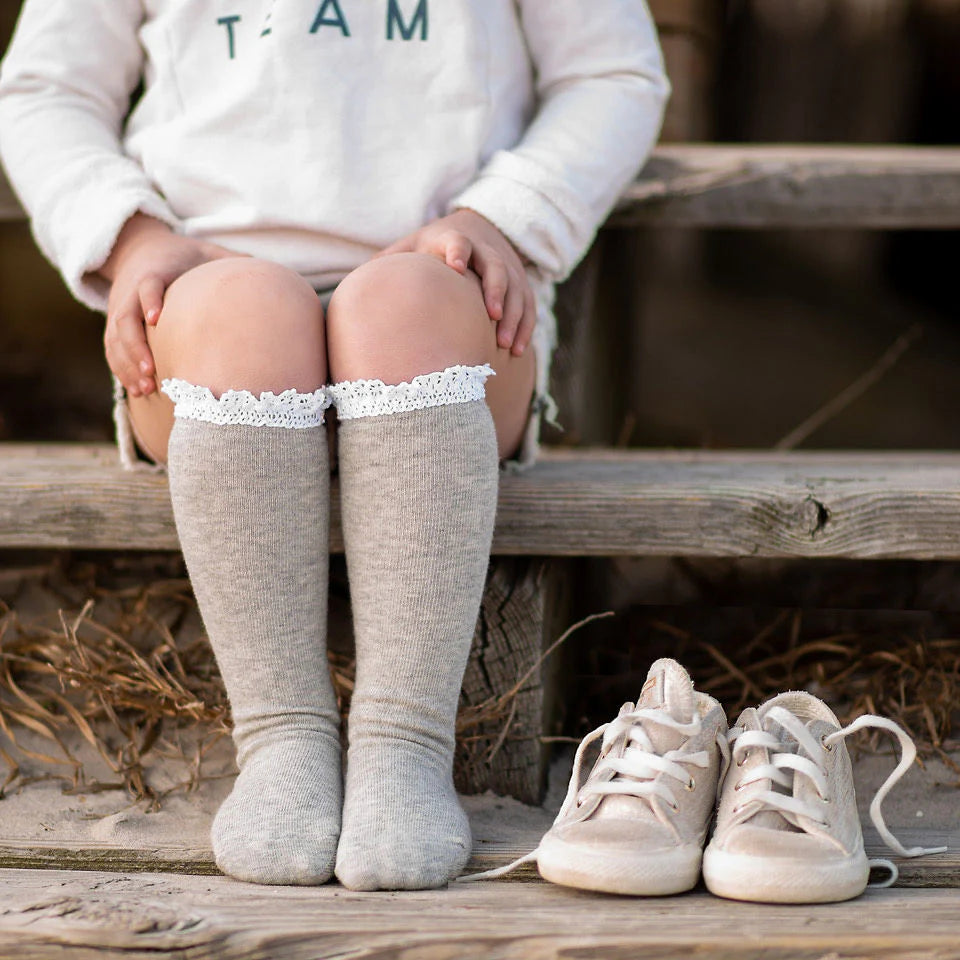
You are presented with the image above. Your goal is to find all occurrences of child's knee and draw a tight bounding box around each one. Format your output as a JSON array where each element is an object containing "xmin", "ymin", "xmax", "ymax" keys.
[
  {"xmin": 153, "ymin": 257, "xmax": 327, "ymax": 393},
  {"xmin": 326, "ymin": 252, "xmax": 489, "ymax": 383}
]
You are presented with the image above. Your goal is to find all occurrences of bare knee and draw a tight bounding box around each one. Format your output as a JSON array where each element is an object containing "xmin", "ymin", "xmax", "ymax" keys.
[
  {"xmin": 326, "ymin": 253, "xmax": 492, "ymax": 383},
  {"xmin": 151, "ymin": 258, "xmax": 326, "ymax": 395}
]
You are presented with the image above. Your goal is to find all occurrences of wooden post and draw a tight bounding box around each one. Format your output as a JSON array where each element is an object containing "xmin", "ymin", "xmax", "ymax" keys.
[{"xmin": 456, "ymin": 558, "xmax": 570, "ymax": 804}]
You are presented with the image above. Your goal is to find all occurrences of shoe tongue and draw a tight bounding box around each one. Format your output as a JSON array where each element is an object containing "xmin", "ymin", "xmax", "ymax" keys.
[
  {"xmin": 591, "ymin": 659, "xmax": 698, "ymax": 823},
  {"xmin": 636, "ymin": 658, "xmax": 697, "ymax": 726}
]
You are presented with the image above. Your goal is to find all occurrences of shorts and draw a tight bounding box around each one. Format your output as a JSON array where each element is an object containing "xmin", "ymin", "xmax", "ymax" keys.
[{"xmin": 113, "ymin": 269, "xmax": 559, "ymax": 473}]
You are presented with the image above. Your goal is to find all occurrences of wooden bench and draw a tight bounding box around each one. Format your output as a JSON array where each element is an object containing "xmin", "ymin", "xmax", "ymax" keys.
[{"xmin": 4, "ymin": 443, "xmax": 960, "ymax": 802}]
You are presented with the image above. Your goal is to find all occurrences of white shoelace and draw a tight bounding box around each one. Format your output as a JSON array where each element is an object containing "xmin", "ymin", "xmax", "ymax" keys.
[
  {"xmin": 729, "ymin": 707, "xmax": 948, "ymax": 886},
  {"xmin": 459, "ymin": 703, "xmax": 720, "ymax": 882}
]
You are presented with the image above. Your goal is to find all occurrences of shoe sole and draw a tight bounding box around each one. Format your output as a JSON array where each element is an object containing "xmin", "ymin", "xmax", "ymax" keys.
[
  {"xmin": 702, "ymin": 845, "xmax": 870, "ymax": 903},
  {"xmin": 537, "ymin": 835, "xmax": 702, "ymax": 896}
]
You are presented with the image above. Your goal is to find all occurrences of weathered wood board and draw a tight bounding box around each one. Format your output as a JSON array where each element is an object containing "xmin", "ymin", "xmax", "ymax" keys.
[
  {"xmin": 457, "ymin": 559, "xmax": 570, "ymax": 803},
  {"xmin": 0, "ymin": 815, "xmax": 951, "ymax": 890},
  {"xmin": 4, "ymin": 443, "xmax": 960, "ymax": 559},
  {"xmin": 0, "ymin": 867, "xmax": 956, "ymax": 960},
  {"xmin": 619, "ymin": 144, "xmax": 960, "ymax": 228},
  {"xmin": 6, "ymin": 145, "xmax": 960, "ymax": 228}
]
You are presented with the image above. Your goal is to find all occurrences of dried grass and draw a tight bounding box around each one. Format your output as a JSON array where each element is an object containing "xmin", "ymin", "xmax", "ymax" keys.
[
  {"xmin": 5, "ymin": 556, "xmax": 956, "ymax": 809},
  {"xmin": 453, "ymin": 611, "xmax": 614, "ymax": 789},
  {"xmin": 0, "ymin": 566, "xmax": 232, "ymax": 808},
  {"xmin": 650, "ymin": 610, "xmax": 960, "ymax": 771},
  {"xmin": 0, "ymin": 557, "xmax": 589, "ymax": 808}
]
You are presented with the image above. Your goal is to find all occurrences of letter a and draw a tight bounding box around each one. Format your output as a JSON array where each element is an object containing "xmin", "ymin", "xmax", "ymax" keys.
[
  {"xmin": 310, "ymin": 0, "xmax": 350, "ymax": 36},
  {"xmin": 387, "ymin": 0, "xmax": 428, "ymax": 41}
]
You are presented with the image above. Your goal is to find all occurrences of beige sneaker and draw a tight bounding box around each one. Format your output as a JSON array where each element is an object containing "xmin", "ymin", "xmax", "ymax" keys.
[
  {"xmin": 703, "ymin": 691, "xmax": 947, "ymax": 904},
  {"xmin": 529, "ymin": 658, "xmax": 728, "ymax": 895}
]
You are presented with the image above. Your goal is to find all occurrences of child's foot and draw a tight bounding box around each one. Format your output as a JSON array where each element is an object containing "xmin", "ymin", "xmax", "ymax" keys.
[
  {"xmin": 212, "ymin": 737, "xmax": 342, "ymax": 885},
  {"xmin": 334, "ymin": 740, "xmax": 470, "ymax": 890}
]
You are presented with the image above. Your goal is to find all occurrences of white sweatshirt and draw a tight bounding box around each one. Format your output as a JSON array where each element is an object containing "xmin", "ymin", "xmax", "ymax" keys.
[{"xmin": 0, "ymin": 0, "xmax": 668, "ymax": 312}]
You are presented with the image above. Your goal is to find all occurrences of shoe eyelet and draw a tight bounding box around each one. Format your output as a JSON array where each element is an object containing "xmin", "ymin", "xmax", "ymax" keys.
[
  {"xmin": 821, "ymin": 795, "xmax": 831, "ymax": 804},
  {"xmin": 733, "ymin": 779, "xmax": 747, "ymax": 792},
  {"xmin": 685, "ymin": 778, "xmax": 696, "ymax": 792},
  {"xmin": 669, "ymin": 801, "xmax": 680, "ymax": 812},
  {"xmin": 735, "ymin": 754, "xmax": 746, "ymax": 767},
  {"xmin": 820, "ymin": 734, "xmax": 834, "ymax": 753}
]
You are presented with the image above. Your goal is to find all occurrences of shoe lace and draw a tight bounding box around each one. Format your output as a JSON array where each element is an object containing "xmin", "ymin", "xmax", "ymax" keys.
[
  {"xmin": 561, "ymin": 704, "xmax": 711, "ymax": 815},
  {"xmin": 458, "ymin": 702, "xmax": 724, "ymax": 882},
  {"xmin": 729, "ymin": 707, "xmax": 948, "ymax": 887}
]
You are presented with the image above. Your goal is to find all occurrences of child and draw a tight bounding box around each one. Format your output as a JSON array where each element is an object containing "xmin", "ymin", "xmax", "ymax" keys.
[{"xmin": 0, "ymin": 0, "xmax": 669, "ymax": 890}]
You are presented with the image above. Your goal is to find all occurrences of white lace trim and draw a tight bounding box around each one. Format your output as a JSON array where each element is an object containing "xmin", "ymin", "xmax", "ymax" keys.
[
  {"xmin": 328, "ymin": 364, "xmax": 495, "ymax": 420},
  {"xmin": 160, "ymin": 379, "xmax": 330, "ymax": 428}
]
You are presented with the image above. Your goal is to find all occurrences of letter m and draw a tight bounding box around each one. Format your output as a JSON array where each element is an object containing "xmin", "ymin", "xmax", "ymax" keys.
[{"xmin": 387, "ymin": 0, "xmax": 428, "ymax": 41}]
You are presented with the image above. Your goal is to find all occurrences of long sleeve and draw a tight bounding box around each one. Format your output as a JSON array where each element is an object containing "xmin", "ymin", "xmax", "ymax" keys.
[
  {"xmin": 0, "ymin": 0, "xmax": 181, "ymax": 311},
  {"xmin": 448, "ymin": 1, "xmax": 669, "ymax": 283}
]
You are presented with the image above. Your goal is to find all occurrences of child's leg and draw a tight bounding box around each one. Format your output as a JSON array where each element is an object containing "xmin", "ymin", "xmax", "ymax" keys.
[
  {"xmin": 133, "ymin": 258, "xmax": 341, "ymax": 885},
  {"xmin": 326, "ymin": 252, "xmax": 535, "ymax": 891}
]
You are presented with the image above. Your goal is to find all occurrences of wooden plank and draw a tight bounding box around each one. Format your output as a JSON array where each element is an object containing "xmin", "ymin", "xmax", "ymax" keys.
[
  {"xmin": 0, "ymin": 818, "xmax": 951, "ymax": 889},
  {"xmin": 620, "ymin": 144, "xmax": 960, "ymax": 228},
  {"xmin": 494, "ymin": 448, "xmax": 960, "ymax": 559},
  {"xmin": 4, "ymin": 444, "xmax": 960, "ymax": 559},
  {"xmin": 7, "ymin": 145, "xmax": 960, "ymax": 228},
  {"xmin": 0, "ymin": 867, "xmax": 957, "ymax": 959}
]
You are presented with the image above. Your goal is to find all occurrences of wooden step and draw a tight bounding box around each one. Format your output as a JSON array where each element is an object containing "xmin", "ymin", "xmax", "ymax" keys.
[
  {"xmin": 5, "ymin": 145, "xmax": 960, "ymax": 228},
  {"xmin": 619, "ymin": 144, "xmax": 960, "ymax": 228},
  {"xmin": 0, "ymin": 818, "xmax": 951, "ymax": 890},
  {"xmin": 0, "ymin": 867, "xmax": 956, "ymax": 958},
  {"xmin": 3, "ymin": 443, "xmax": 960, "ymax": 559}
]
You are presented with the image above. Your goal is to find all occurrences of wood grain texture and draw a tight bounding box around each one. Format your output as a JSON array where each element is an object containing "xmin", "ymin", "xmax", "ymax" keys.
[
  {"xmin": 6, "ymin": 145, "xmax": 960, "ymax": 228},
  {"xmin": 0, "ymin": 867, "xmax": 956, "ymax": 959},
  {"xmin": 620, "ymin": 144, "xmax": 960, "ymax": 228},
  {"xmin": 0, "ymin": 825, "xmax": 952, "ymax": 890},
  {"xmin": 4, "ymin": 443, "xmax": 960, "ymax": 559},
  {"xmin": 458, "ymin": 559, "xmax": 551, "ymax": 803}
]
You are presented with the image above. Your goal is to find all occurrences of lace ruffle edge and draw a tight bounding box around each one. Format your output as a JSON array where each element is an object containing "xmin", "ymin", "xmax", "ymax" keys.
[
  {"xmin": 160, "ymin": 379, "xmax": 330, "ymax": 428},
  {"xmin": 328, "ymin": 364, "xmax": 495, "ymax": 420}
]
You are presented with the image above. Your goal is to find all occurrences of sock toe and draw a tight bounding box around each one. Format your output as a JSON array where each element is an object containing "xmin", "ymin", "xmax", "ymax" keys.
[
  {"xmin": 212, "ymin": 739, "xmax": 342, "ymax": 885},
  {"xmin": 335, "ymin": 833, "xmax": 470, "ymax": 891}
]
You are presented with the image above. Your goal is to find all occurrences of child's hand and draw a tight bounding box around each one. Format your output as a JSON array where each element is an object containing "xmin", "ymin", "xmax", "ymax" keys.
[
  {"xmin": 99, "ymin": 215, "xmax": 242, "ymax": 397},
  {"xmin": 376, "ymin": 210, "xmax": 536, "ymax": 357}
]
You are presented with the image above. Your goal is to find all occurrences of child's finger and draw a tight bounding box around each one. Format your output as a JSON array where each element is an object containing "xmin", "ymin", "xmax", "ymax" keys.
[
  {"xmin": 115, "ymin": 311, "xmax": 156, "ymax": 396},
  {"xmin": 498, "ymin": 279, "xmax": 525, "ymax": 348},
  {"xmin": 439, "ymin": 232, "xmax": 471, "ymax": 274},
  {"xmin": 138, "ymin": 276, "xmax": 165, "ymax": 326},
  {"xmin": 472, "ymin": 245, "xmax": 508, "ymax": 323},
  {"xmin": 104, "ymin": 320, "xmax": 142, "ymax": 397},
  {"xmin": 512, "ymin": 288, "xmax": 538, "ymax": 356}
]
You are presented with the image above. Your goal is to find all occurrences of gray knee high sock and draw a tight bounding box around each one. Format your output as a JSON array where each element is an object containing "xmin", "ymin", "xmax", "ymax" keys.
[
  {"xmin": 329, "ymin": 365, "xmax": 498, "ymax": 891},
  {"xmin": 163, "ymin": 379, "xmax": 341, "ymax": 885}
]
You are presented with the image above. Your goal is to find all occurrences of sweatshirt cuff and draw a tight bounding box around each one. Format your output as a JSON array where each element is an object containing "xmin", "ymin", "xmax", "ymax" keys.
[
  {"xmin": 448, "ymin": 152, "xmax": 595, "ymax": 283},
  {"xmin": 46, "ymin": 184, "xmax": 181, "ymax": 313}
]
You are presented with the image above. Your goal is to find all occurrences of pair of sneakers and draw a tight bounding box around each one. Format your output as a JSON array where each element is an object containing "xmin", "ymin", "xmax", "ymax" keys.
[{"xmin": 469, "ymin": 658, "xmax": 945, "ymax": 903}]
